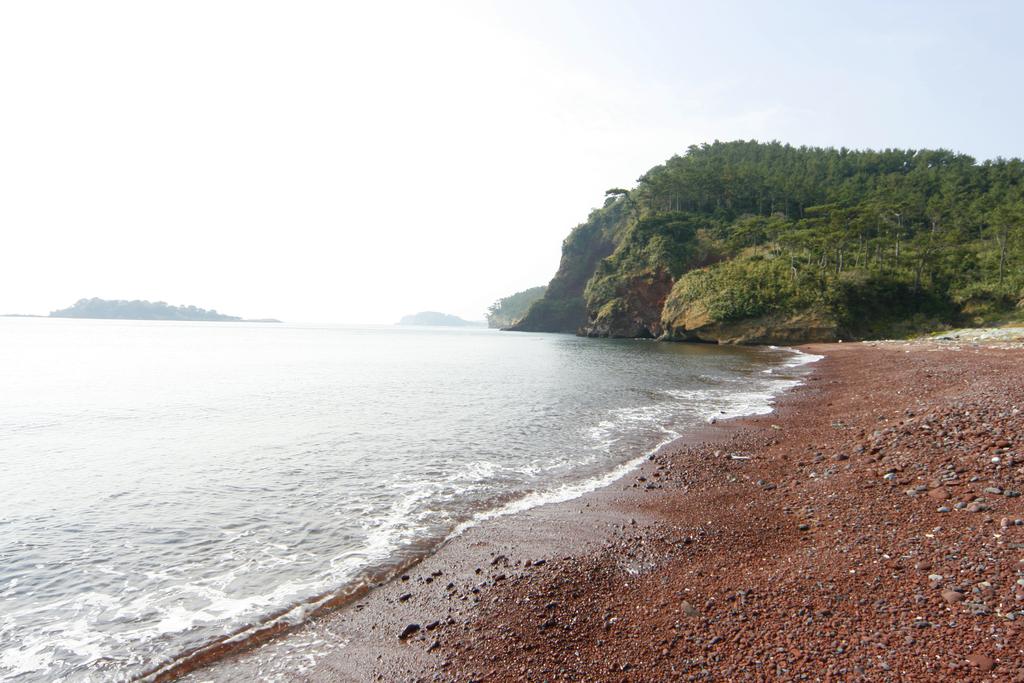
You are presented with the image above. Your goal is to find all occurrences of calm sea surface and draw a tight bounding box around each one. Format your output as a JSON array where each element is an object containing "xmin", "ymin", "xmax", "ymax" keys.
[{"xmin": 0, "ymin": 318, "xmax": 816, "ymax": 681}]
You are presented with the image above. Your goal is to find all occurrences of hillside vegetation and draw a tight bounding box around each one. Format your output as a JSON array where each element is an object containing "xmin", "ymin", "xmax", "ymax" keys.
[
  {"xmin": 512, "ymin": 140, "xmax": 1024, "ymax": 343},
  {"xmin": 486, "ymin": 286, "xmax": 547, "ymax": 328}
]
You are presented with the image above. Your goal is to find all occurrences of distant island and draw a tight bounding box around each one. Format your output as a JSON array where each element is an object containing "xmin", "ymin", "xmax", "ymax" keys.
[
  {"xmin": 48, "ymin": 298, "xmax": 281, "ymax": 323},
  {"xmin": 398, "ymin": 311, "xmax": 486, "ymax": 327}
]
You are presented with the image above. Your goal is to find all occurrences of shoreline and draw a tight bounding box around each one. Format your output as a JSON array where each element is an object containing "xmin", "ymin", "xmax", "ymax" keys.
[
  {"xmin": 173, "ymin": 424, "xmax": 757, "ymax": 683},
  {"xmin": 156, "ymin": 346, "xmax": 813, "ymax": 682},
  {"xmin": 169, "ymin": 347, "xmax": 816, "ymax": 682},
  {"xmin": 183, "ymin": 340, "xmax": 1024, "ymax": 681}
]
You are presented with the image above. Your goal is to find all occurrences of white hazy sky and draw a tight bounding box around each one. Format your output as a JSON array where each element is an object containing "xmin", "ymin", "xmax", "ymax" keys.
[{"xmin": 2, "ymin": 1, "xmax": 1023, "ymax": 323}]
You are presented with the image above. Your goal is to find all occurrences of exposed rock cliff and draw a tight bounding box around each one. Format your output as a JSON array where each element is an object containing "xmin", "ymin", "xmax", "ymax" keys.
[
  {"xmin": 581, "ymin": 269, "xmax": 674, "ymax": 338},
  {"xmin": 511, "ymin": 201, "xmax": 628, "ymax": 333}
]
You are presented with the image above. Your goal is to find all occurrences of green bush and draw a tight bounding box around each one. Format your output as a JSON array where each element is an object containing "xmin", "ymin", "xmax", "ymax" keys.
[{"xmin": 668, "ymin": 256, "xmax": 834, "ymax": 322}]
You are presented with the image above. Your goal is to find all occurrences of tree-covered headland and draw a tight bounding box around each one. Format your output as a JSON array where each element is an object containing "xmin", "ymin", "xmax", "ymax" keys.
[
  {"xmin": 486, "ymin": 286, "xmax": 547, "ymax": 328},
  {"xmin": 513, "ymin": 140, "xmax": 1024, "ymax": 343}
]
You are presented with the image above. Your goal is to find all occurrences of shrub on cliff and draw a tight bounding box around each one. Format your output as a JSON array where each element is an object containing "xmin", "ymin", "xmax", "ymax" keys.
[{"xmin": 664, "ymin": 255, "xmax": 836, "ymax": 324}]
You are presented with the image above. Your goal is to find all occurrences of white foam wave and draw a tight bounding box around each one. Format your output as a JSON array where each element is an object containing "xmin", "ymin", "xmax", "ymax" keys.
[
  {"xmin": 446, "ymin": 346, "xmax": 819, "ymax": 543},
  {"xmin": 447, "ymin": 437, "xmax": 672, "ymax": 540},
  {"xmin": 772, "ymin": 346, "xmax": 824, "ymax": 368}
]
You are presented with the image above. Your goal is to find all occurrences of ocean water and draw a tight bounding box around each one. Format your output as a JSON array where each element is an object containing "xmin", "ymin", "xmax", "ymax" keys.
[{"xmin": 0, "ymin": 318, "xmax": 817, "ymax": 681}]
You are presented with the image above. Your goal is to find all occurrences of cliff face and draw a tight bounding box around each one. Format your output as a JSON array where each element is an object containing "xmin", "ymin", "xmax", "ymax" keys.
[
  {"xmin": 514, "ymin": 194, "xmax": 850, "ymax": 344},
  {"xmin": 580, "ymin": 269, "xmax": 674, "ymax": 338},
  {"xmin": 511, "ymin": 201, "xmax": 628, "ymax": 333}
]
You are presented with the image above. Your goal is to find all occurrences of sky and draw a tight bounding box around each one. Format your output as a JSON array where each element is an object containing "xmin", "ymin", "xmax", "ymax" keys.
[{"xmin": 2, "ymin": 0, "xmax": 1023, "ymax": 323}]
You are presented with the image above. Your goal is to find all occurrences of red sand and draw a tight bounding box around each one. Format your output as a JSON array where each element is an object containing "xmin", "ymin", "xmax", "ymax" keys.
[{"xmin": 183, "ymin": 342, "xmax": 1024, "ymax": 682}]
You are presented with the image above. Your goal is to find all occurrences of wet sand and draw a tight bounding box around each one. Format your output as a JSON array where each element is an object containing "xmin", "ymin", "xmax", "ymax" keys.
[{"xmin": 183, "ymin": 341, "xmax": 1024, "ymax": 682}]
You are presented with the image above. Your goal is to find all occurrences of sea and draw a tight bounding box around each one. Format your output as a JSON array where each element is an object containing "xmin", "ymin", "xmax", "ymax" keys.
[{"xmin": 0, "ymin": 318, "xmax": 819, "ymax": 681}]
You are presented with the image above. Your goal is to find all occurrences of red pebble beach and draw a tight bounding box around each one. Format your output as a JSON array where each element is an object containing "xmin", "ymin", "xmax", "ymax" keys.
[{"xmin": 184, "ymin": 339, "xmax": 1024, "ymax": 682}]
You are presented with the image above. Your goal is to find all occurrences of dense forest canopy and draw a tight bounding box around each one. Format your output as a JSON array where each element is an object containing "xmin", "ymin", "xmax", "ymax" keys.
[
  {"xmin": 48, "ymin": 298, "xmax": 260, "ymax": 322},
  {"xmin": 486, "ymin": 286, "xmax": 547, "ymax": 328},
  {"xmin": 514, "ymin": 140, "xmax": 1024, "ymax": 342}
]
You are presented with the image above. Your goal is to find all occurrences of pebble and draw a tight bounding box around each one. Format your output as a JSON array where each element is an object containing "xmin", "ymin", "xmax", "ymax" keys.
[
  {"xmin": 398, "ymin": 623, "xmax": 421, "ymax": 640},
  {"xmin": 966, "ymin": 653, "xmax": 995, "ymax": 671}
]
